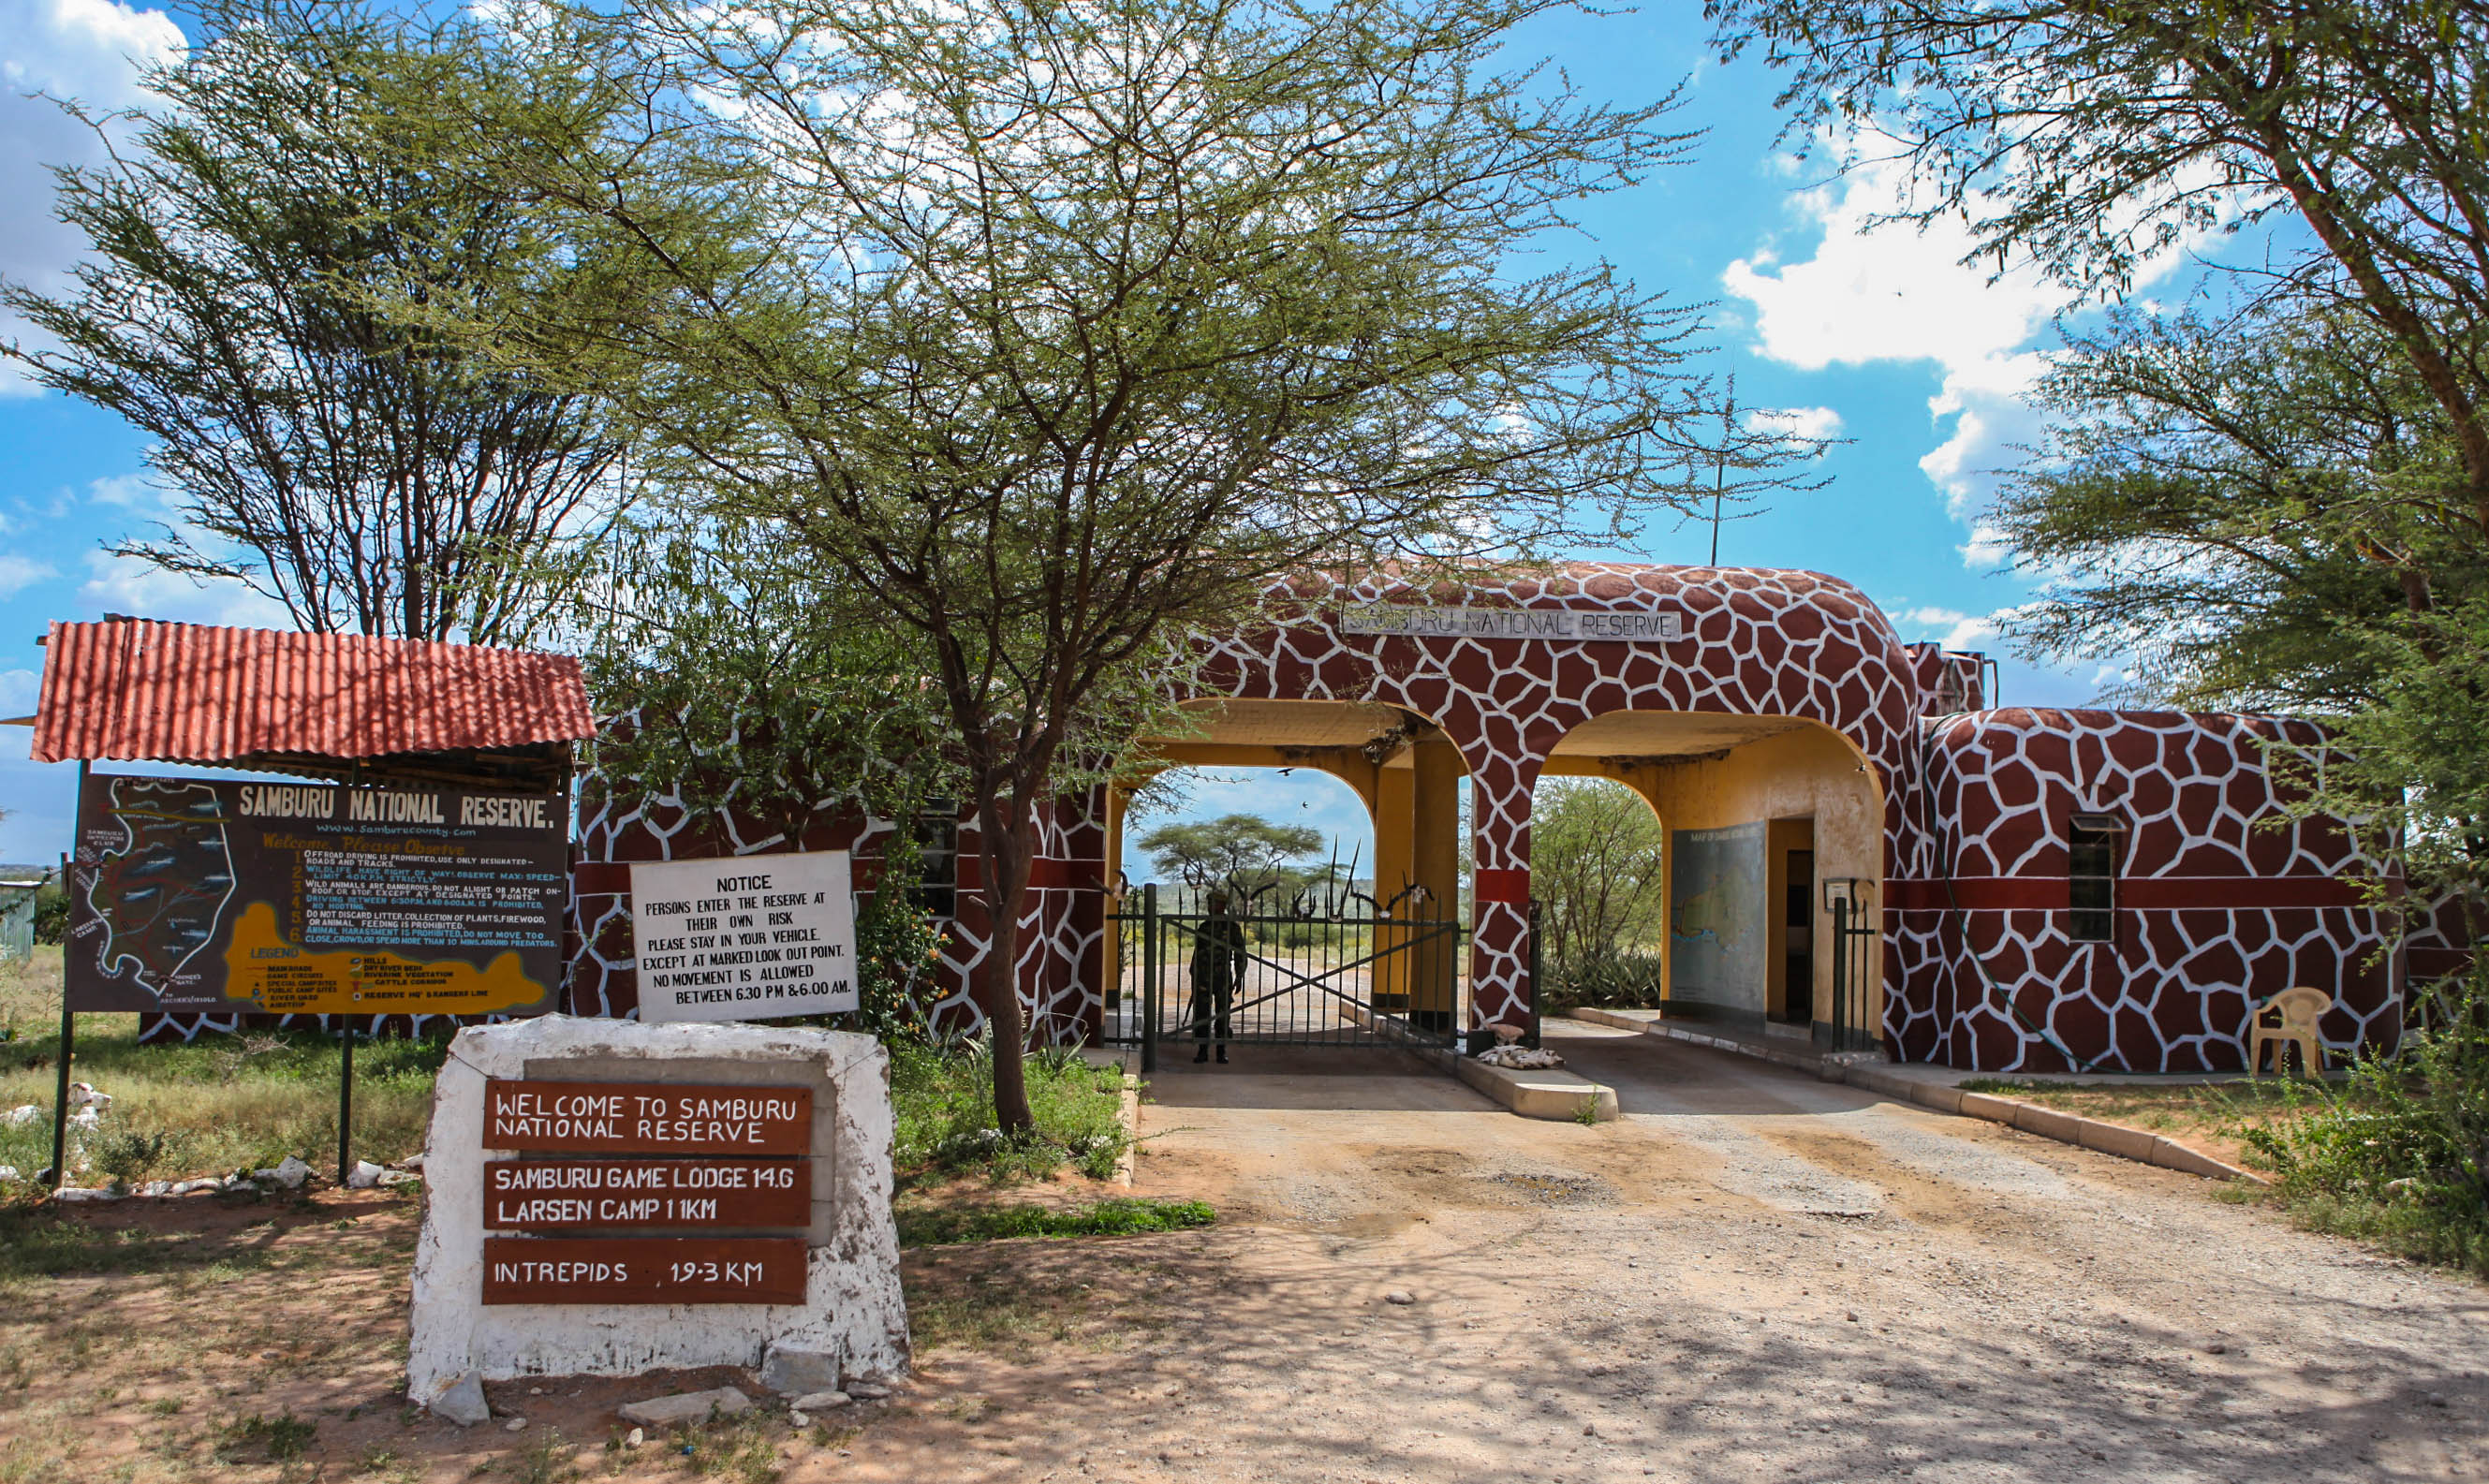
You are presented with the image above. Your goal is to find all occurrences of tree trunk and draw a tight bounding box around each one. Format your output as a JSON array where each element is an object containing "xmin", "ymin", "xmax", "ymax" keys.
[{"xmin": 975, "ymin": 785, "xmax": 1038, "ymax": 1134}]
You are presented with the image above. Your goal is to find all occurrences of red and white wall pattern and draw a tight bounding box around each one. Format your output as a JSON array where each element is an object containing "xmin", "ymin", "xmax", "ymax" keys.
[{"xmin": 564, "ymin": 564, "xmax": 2409, "ymax": 1070}]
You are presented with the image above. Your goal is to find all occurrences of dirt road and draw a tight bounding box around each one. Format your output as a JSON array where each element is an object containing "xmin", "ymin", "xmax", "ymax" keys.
[{"xmin": 831, "ymin": 1020, "xmax": 2489, "ymax": 1483}]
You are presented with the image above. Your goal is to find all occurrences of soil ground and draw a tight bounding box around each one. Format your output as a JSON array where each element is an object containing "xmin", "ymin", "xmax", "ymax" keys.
[{"xmin": 4, "ymin": 1021, "xmax": 2485, "ymax": 1483}]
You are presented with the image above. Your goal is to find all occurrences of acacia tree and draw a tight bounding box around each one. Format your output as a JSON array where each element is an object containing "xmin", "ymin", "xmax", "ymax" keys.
[
  {"xmin": 577, "ymin": 518, "xmax": 961, "ymax": 1037},
  {"xmin": 2, "ymin": 1, "xmax": 629, "ymax": 642},
  {"xmin": 1531, "ymin": 778, "xmax": 1667, "ymax": 1001},
  {"xmin": 1137, "ymin": 814, "xmax": 1327, "ymax": 901},
  {"xmin": 1709, "ymin": 0, "xmax": 2489, "ymax": 896},
  {"xmin": 443, "ymin": 0, "xmax": 1794, "ymax": 1128}
]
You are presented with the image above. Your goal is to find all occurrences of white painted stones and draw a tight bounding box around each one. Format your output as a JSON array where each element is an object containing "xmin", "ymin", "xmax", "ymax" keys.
[
  {"xmin": 616, "ymin": 1386, "xmax": 753, "ymax": 1427},
  {"xmin": 424, "ymin": 1369, "xmax": 491, "ymax": 1427},
  {"xmin": 758, "ymin": 1344, "xmax": 842, "ymax": 1397},
  {"xmin": 405, "ymin": 1016, "xmax": 908, "ymax": 1401}
]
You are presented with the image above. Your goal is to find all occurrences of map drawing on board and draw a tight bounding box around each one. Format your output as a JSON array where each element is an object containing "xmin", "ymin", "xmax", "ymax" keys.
[
  {"xmin": 86, "ymin": 777, "xmax": 237, "ymax": 996},
  {"xmin": 1669, "ymin": 821, "xmax": 1766, "ymax": 1013}
]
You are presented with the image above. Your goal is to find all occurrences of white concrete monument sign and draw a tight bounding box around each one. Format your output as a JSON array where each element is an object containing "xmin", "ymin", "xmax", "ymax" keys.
[
  {"xmin": 408, "ymin": 1017, "xmax": 907, "ymax": 1418},
  {"xmin": 629, "ymin": 852, "xmax": 859, "ymax": 1022}
]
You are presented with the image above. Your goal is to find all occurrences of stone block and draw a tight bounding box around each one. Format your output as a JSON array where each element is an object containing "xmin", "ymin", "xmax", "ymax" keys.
[
  {"xmin": 617, "ymin": 1387, "xmax": 751, "ymax": 1427},
  {"xmin": 759, "ymin": 1344, "xmax": 844, "ymax": 1397},
  {"xmin": 2011, "ymin": 1103, "xmax": 2084, "ymax": 1143},
  {"xmin": 426, "ymin": 1369, "xmax": 491, "ymax": 1427},
  {"xmin": 1955, "ymin": 1093, "xmax": 2019, "ymax": 1124},
  {"xmin": 1454, "ymin": 1056, "xmax": 1618, "ymax": 1121},
  {"xmin": 2074, "ymin": 1119, "xmax": 2158, "ymax": 1164},
  {"xmin": 1907, "ymin": 1081, "xmax": 1966, "ymax": 1114},
  {"xmin": 789, "ymin": 1390, "xmax": 851, "ymax": 1412},
  {"xmin": 2150, "ymin": 1137, "xmax": 2242, "ymax": 1181}
]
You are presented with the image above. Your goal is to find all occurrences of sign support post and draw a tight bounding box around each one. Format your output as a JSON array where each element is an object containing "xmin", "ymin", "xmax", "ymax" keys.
[
  {"xmin": 49, "ymin": 992, "xmax": 72, "ymax": 1192},
  {"xmin": 51, "ymin": 763, "xmax": 83, "ymax": 1193},
  {"xmin": 337, "ymin": 1028, "xmax": 356, "ymax": 1186}
]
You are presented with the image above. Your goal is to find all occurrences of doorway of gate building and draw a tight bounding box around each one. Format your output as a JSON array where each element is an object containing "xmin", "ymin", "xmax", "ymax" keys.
[
  {"xmin": 1540, "ymin": 710, "xmax": 1885, "ymax": 1053},
  {"xmin": 1099, "ymin": 700, "xmax": 1473, "ymax": 1068}
]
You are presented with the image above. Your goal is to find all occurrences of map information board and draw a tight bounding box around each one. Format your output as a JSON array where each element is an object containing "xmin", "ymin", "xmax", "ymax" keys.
[
  {"xmin": 1669, "ymin": 821, "xmax": 1767, "ymax": 1013},
  {"xmin": 65, "ymin": 772, "xmax": 567, "ymax": 1016}
]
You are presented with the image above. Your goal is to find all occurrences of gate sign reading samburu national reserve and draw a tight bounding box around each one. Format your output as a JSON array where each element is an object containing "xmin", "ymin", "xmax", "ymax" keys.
[
  {"xmin": 479, "ymin": 1077, "xmax": 816, "ymax": 1307},
  {"xmin": 64, "ymin": 772, "xmax": 567, "ymax": 1016},
  {"xmin": 1337, "ymin": 602, "xmax": 1684, "ymax": 641},
  {"xmin": 627, "ymin": 851, "xmax": 859, "ymax": 1022}
]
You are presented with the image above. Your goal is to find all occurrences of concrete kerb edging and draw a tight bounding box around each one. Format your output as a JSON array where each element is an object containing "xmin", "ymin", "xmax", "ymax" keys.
[
  {"xmin": 1569, "ymin": 1010, "xmax": 2270, "ymax": 1186},
  {"xmin": 1455, "ymin": 1055, "xmax": 1620, "ymax": 1123}
]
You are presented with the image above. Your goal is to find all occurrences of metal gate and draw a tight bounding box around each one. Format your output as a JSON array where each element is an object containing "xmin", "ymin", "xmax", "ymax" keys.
[
  {"xmin": 1825, "ymin": 891, "xmax": 1879, "ymax": 1052},
  {"xmin": 1105, "ymin": 883, "xmax": 1466, "ymax": 1071}
]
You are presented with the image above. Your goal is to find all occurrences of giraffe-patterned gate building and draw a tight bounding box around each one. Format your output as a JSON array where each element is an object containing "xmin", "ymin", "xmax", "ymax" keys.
[{"xmin": 572, "ymin": 564, "xmax": 2407, "ymax": 1073}]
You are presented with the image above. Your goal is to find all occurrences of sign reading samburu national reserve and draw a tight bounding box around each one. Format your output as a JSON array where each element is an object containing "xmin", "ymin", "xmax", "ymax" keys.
[
  {"xmin": 64, "ymin": 771, "xmax": 567, "ymax": 1016},
  {"xmin": 483, "ymin": 1080, "xmax": 813, "ymax": 1155},
  {"xmin": 1338, "ymin": 603, "xmax": 1684, "ymax": 642}
]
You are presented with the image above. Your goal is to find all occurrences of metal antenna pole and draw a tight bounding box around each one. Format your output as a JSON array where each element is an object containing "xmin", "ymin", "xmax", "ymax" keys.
[{"xmin": 1708, "ymin": 450, "xmax": 1726, "ymax": 566}]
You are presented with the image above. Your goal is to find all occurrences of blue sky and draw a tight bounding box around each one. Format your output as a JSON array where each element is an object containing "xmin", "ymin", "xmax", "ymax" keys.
[{"xmin": 0, "ymin": 0, "xmax": 2240, "ymax": 869}]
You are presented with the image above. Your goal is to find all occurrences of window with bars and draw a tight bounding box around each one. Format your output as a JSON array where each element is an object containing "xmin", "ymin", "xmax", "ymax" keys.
[
  {"xmin": 2068, "ymin": 812, "xmax": 2125, "ymax": 943},
  {"xmin": 913, "ymin": 801, "xmax": 959, "ymax": 918}
]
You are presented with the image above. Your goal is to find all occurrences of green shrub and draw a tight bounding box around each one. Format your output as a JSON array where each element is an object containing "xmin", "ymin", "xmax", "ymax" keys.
[
  {"xmin": 2245, "ymin": 969, "xmax": 2489, "ymax": 1274},
  {"xmin": 889, "ymin": 1031, "xmax": 1127, "ymax": 1183},
  {"xmin": 88, "ymin": 1125, "xmax": 185, "ymax": 1185},
  {"xmin": 1539, "ymin": 950, "xmax": 1667, "ymax": 1013}
]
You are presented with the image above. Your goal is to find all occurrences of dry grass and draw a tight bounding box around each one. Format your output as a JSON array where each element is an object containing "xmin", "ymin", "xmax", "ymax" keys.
[
  {"xmin": 0, "ymin": 948, "xmax": 438, "ymax": 1184},
  {"xmin": 0, "ymin": 1185, "xmax": 1181, "ymax": 1483}
]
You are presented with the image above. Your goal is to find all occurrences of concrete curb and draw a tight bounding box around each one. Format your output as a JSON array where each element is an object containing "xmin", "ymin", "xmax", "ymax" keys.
[
  {"xmin": 1455, "ymin": 1056, "xmax": 1620, "ymax": 1122},
  {"xmin": 1569, "ymin": 1010, "xmax": 2268, "ymax": 1185}
]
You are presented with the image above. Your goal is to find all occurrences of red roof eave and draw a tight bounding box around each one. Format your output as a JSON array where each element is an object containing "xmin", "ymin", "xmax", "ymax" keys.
[{"xmin": 29, "ymin": 618, "xmax": 595, "ymax": 767}]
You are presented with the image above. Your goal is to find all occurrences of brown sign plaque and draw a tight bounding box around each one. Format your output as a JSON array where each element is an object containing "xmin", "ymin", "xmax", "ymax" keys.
[
  {"xmin": 483, "ymin": 1080, "xmax": 812, "ymax": 1155},
  {"xmin": 481, "ymin": 1236, "xmax": 808, "ymax": 1305},
  {"xmin": 484, "ymin": 1158, "xmax": 811, "ymax": 1231}
]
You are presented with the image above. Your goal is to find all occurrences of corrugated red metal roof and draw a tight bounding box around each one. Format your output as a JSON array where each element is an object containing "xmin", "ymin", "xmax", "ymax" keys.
[{"xmin": 30, "ymin": 618, "xmax": 594, "ymax": 765}]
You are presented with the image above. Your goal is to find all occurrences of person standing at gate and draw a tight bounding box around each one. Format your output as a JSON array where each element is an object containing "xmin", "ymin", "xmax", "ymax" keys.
[{"xmin": 1189, "ymin": 889, "xmax": 1247, "ymax": 1063}]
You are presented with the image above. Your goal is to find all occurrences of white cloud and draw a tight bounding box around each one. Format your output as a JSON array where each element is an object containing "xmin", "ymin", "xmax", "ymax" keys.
[
  {"xmin": 0, "ymin": 667, "xmax": 35, "ymax": 714},
  {"xmin": 0, "ymin": 553, "xmax": 57, "ymax": 596},
  {"xmin": 1744, "ymin": 404, "xmax": 1844, "ymax": 442},
  {"xmin": 84, "ymin": 470, "xmax": 159, "ymax": 507},
  {"xmin": 78, "ymin": 550, "xmax": 289, "ymax": 629},
  {"xmin": 1958, "ymin": 522, "xmax": 2012, "ymax": 570},
  {"xmin": 0, "ymin": 0, "xmax": 185, "ymax": 395},
  {"xmin": 1723, "ymin": 155, "xmax": 2065, "ymax": 377},
  {"xmin": 1724, "ymin": 143, "xmax": 2212, "ymax": 543},
  {"xmin": 1893, "ymin": 604, "xmax": 2004, "ymax": 652}
]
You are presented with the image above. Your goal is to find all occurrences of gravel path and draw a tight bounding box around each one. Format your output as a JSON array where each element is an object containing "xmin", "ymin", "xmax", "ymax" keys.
[{"xmin": 831, "ymin": 1021, "xmax": 2489, "ymax": 1483}]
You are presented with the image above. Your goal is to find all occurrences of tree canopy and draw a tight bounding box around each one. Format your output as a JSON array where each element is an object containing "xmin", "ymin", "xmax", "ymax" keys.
[
  {"xmin": 3, "ymin": 1, "xmax": 631, "ymax": 642},
  {"xmin": 409, "ymin": 0, "xmax": 1797, "ymax": 1124},
  {"xmin": 1135, "ymin": 814, "xmax": 1329, "ymax": 900}
]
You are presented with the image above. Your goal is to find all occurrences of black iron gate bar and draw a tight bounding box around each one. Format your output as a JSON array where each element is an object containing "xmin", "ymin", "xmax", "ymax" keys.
[
  {"xmin": 1156, "ymin": 915, "xmax": 1463, "ymax": 1025},
  {"xmin": 1106, "ymin": 886, "xmax": 1466, "ymax": 1065}
]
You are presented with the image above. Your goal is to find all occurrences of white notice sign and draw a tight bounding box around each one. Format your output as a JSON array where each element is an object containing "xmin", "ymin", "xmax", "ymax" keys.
[
  {"xmin": 1338, "ymin": 603, "xmax": 1682, "ymax": 641},
  {"xmin": 628, "ymin": 852, "xmax": 859, "ymax": 1022}
]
